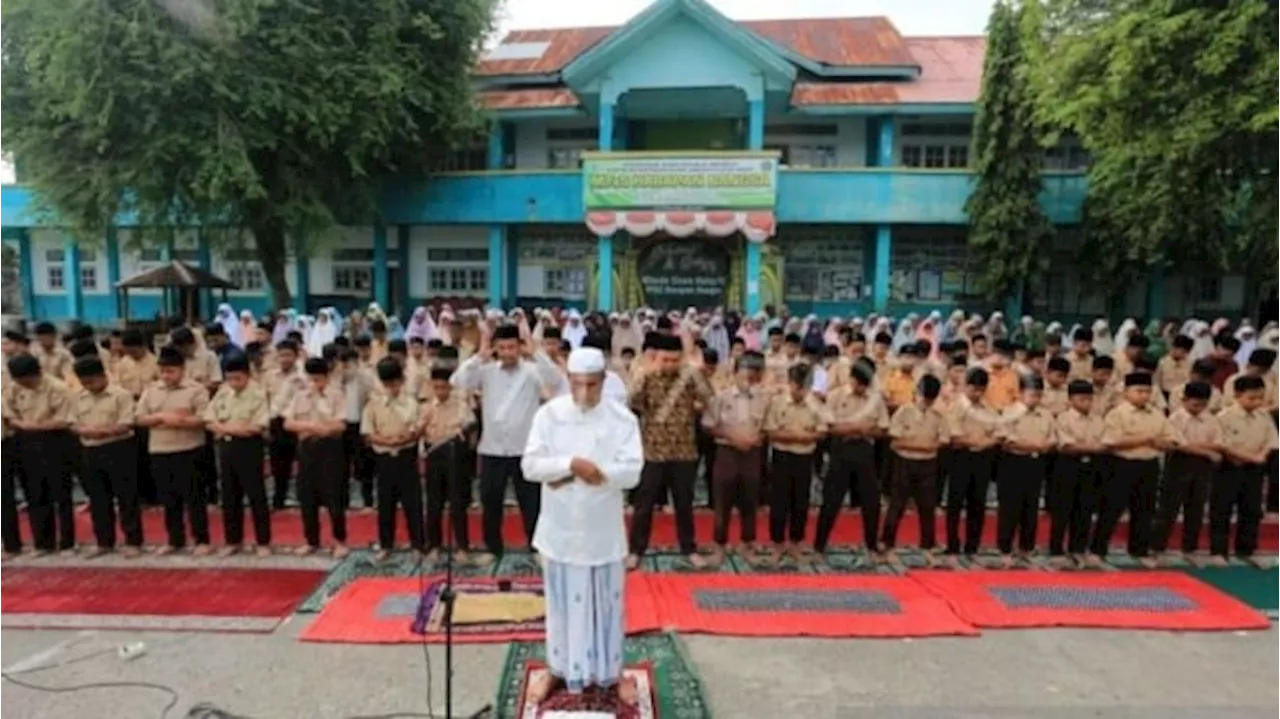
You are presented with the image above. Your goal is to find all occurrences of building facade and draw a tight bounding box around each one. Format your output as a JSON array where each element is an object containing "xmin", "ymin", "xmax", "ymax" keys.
[{"xmin": 0, "ymin": 0, "xmax": 1257, "ymax": 324}]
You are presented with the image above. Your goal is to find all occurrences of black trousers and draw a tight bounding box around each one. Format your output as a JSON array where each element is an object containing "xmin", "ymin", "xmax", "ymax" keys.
[
  {"xmin": 946, "ymin": 449, "xmax": 995, "ymax": 555},
  {"xmin": 1090, "ymin": 457, "xmax": 1159, "ymax": 558},
  {"xmin": 426, "ymin": 440, "xmax": 470, "ymax": 550},
  {"xmin": 1209, "ymin": 463, "xmax": 1266, "ymax": 558},
  {"xmin": 1151, "ymin": 453, "xmax": 1215, "ymax": 554},
  {"xmin": 695, "ymin": 422, "xmax": 717, "ymax": 507},
  {"xmin": 343, "ymin": 422, "xmax": 375, "ymax": 508},
  {"xmin": 197, "ymin": 435, "xmax": 218, "ymax": 505},
  {"xmin": 375, "ymin": 450, "xmax": 424, "ymax": 550},
  {"xmin": 82, "ymin": 439, "xmax": 143, "ymax": 548},
  {"xmin": 268, "ymin": 417, "xmax": 297, "ymax": 509},
  {"xmin": 479, "ymin": 455, "xmax": 539, "ymax": 555},
  {"xmin": 815, "ymin": 439, "xmax": 879, "ymax": 551},
  {"xmin": 769, "ymin": 449, "xmax": 813, "ymax": 544},
  {"xmin": 217, "ymin": 437, "xmax": 270, "ymax": 546},
  {"xmin": 135, "ymin": 427, "xmax": 158, "ymax": 505},
  {"xmin": 152, "ymin": 447, "xmax": 210, "ymax": 548},
  {"xmin": 1048, "ymin": 454, "xmax": 1101, "ymax": 556},
  {"xmin": 18, "ymin": 431, "xmax": 76, "ymax": 551},
  {"xmin": 996, "ymin": 454, "xmax": 1046, "ymax": 554},
  {"xmin": 629, "ymin": 459, "xmax": 698, "ymax": 556},
  {"xmin": 880, "ymin": 455, "xmax": 938, "ymax": 550},
  {"xmin": 2, "ymin": 436, "xmax": 26, "ymax": 553},
  {"xmin": 297, "ymin": 437, "xmax": 347, "ymax": 547}
]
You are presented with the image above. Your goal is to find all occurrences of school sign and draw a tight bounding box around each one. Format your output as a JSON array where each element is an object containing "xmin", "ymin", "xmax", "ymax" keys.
[{"xmin": 581, "ymin": 152, "xmax": 779, "ymax": 210}]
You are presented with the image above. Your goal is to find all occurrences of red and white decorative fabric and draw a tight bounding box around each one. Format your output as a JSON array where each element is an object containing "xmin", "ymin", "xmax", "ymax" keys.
[{"xmin": 584, "ymin": 210, "xmax": 777, "ymax": 243}]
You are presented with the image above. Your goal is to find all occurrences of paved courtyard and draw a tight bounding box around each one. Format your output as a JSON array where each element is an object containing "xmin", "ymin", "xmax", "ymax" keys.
[{"xmin": 2, "ymin": 620, "xmax": 1276, "ymax": 718}]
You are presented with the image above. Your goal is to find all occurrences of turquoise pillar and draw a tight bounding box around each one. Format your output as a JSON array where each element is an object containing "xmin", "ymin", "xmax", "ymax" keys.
[
  {"xmin": 597, "ymin": 234, "xmax": 614, "ymax": 311},
  {"xmin": 747, "ymin": 99, "xmax": 765, "ymax": 150},
  {"xmin": 12, "ymin": 229, "xmax": 35, "ymax": 318},
  {"xmin": 196, "ymin": 230, "xmax": 213, "ymax": 316},
  {"xmin": 293, "ymin": 234, "xmax": 310, "ymax": 312},
  {"xmin": 745, "ymin": 241, "xmax": 762, "ymax": 315},
  {"xmin": 487, "ymin": 121, "xmax": 505, "ymax": 169},
  {"xmin": 487, "ymin": 226, "xmax": 505, "ymax": 308},
  {"xmin": 64, "ymin": 236, "xmax": 83, "ymax": 320},
  {"xmin": 873, "ymin": 224, "xmax": 891, "ymax": 312},
  {"xmin": 1144, "ymin": 272, "xmax": 1165, "ymax": 320},
  {"xmin": 877, "ymin": 115, "xmax": 895, "ymax": 167},
  {"xmin": 598, "ymin": 103, "xmax": 615, "ymax": 152},
  {"xmin": 106, "ymin": 228, "xmax": 121, "ymax": 319},
  {"xmin": 372, "ymin": 224, "xmax": 389, "ymax": 309},
  {"xmin": 396, "ymin": 225, "xmax": 411, "ymax": 314}
]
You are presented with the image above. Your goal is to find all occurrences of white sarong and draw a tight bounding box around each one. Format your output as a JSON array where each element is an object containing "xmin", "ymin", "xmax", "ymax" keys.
[{"xmin": 543, "ymin": 558, "xmax": 625, "ymax": 692}]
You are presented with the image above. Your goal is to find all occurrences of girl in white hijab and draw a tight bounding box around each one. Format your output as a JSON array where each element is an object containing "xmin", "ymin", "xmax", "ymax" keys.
[
  {"xmin": 235, "ymin": 310, "xmax": 256, "ymax": 348},
  {"xmin": 701, "ymin": 313, "xmax": 730, "ymax": 360},
  {"xmin": 1090, "ymin": 318, "xmax": 1114, "ymax": 356},
  {"xmin": 1113, "ymin": 318, "xmax": 1138, "ymax": 356},
  {"xmin": 307, "ymin": 308, "xmax": 338, "ymax": 357},
  {"xmin": 1234, "ymin": 322, "xmax": 1258, "ymax": 366},
  {"xmin": 563, "ymin": 309, "xmax": 588, "ymax": 349},
  {"xmin": 216, "ymin": 303, "xmax": 239, "ymax": 342},
  {"xmin": 1185, "ymin": 320, "xmax": 1214, "ymax": 360},
  {"xmin": 891, "ymin": 314, "xmax": 918, "ymax": 353}
]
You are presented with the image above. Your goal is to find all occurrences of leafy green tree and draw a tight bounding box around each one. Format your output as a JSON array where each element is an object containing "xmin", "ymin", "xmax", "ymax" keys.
[
  {"xmin": 1029, "ymin": 0, "xmax": 1278, "ymax": 314},
  {"xmin": 965, "ymin": 0, "xmax": 1054, "ymax": 309},
  {"xmin": 2, "ymin": 0, "xmax": 496, "ymax": 309}
]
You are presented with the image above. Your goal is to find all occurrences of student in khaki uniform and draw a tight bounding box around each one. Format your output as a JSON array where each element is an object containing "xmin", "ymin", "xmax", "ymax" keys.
[
  {"xmin": 2, "ymin": 376, "xmax": 23, "ymax": 557},
  {"xmin": 1127, "ymin": 354, "xmax": 1168, "ymax": 416},
  {"xmin": 1089, "ymin": 355, "xmax": 1118, "ymax": 417},
  {"xmin": 339, "ymin": 347, "xmax": 377, "ymax": 510},
  {"xmin": 695, "ymin": 348, "xmax": 725, "ymax": 503},
  {"xmin": 30, "ymin": 322, "xmax": 74, "ymax": 380},
  {"xmin": 137, "ymin": 347, "xmax": 212, "ymax": 554},
  {"xmin": 994, "ymin": 374, "xmax": 1056, "ymax": 566},
  {"xmin": 205, "ymin": 354, "xmax": 272, "ymax": 556},
  {"xmin": 263, "ymin": 340, "xmax": 307, "ymax": 509},
  {"xmin": 881, "ymin": 374, "xmax": 949, "ymax": 563},
  {"xmin": 171, "ymin": 327, "xmax": 222, "ymax": 507},
  {"xmin": 1065, "ymin": 328, "xmax": 1095, "ymax": 382},
  {"xmin": 69, "ymin": 357, "xmax": 142, "ymax": 556},
  {"xmin": 1092, "ymin": 373, "xmax": 1182, "ymax": 568},
  {"xmin": 4, "ymin": 354, "xmax": 74, "ymax": 554},
  {"xmin": 1041, "ymin": 356, "xmax": 1072, "ymax": 417},
  {"xmin": 1155, "ymin": 335, "xmax": 1195, "ymax": 398},
  {"xmin": 1050, "ymin": 380, "xmax": 1106, "ymax": 566},
  {"xmin": 421, "ymin": 366, "xmax": 477, "ymax": 562},
  {"xmin": 116, "ymin": 329, "xmax": 160, "ymax": 505},
  {"xmin": 945, "ymin": 367, "xmax": 1002, "ymax": 562},
  {"xmin": 701, "ymin": 351, "xmax": 769, "ymax": 564},
  {"xmin": 1152, "ymin": 381, "xmax": 1221, "ymax": 559},
  {"xmin": 362, "ymin": 358, "xmax": 426, "ymax": 561},
  {"xmin": 816, "ymin": 359, "xmax": 888, "ymax": 558},
  {"xmin": 1169, "ymin": 359, "xmax": 1224, "ymax": 414},
  {"xmin": 284, "ymin": 357, "xmax": 350, "ymax": 557},
  {"xmin": 1220, "ymin": 349, "xmax": 1278, "ymax": 411},
  {"xmin": 762, "ymin": 363, "xmax": 829, "ymax": 564},
  {"xmin": 1210, "ymin": 375, "xmax": 1277, "ymax": 567}
]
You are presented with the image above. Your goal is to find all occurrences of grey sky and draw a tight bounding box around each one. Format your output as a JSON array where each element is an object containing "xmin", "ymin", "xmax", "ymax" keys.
[{"xmin": 497, "ymin": 0, "xmax": 996, "ymax": 35}]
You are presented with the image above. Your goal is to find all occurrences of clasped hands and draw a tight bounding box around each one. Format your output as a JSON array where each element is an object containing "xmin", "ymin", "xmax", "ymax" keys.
[{"xmin": 549, "ymin": 457, "xmax": 606, "ymax": 489}]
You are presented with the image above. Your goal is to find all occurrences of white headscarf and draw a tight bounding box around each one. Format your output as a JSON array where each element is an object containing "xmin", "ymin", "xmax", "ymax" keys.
[
  {"xmin": 1185, "ymin": 320, "xmax": 1214, "ymax": 360},
  {"xmin": 563, "ymin": 309, "xmax": 587, "ymax": 349},
  {"xmin": 216, "ymin": 303, "xmax": 238, "ymax": 342},
  {"xmin": 307, "ymin": 308, "xmax": 338, "ymax": 357},
  {"xmin": 702, "ymin": 314, "xmax": 730, "ymax": 359},
  {"xmin": 1091, "ymin": 318, "xmax": 1114, "ymax": 356},
  {"xmin": 1235, "ymin": 322, "xmax": 1257, "ymax": 366},
  {"xmin": 1114, "ymin": 318, "xmax": 1138, "ymax": 355}
]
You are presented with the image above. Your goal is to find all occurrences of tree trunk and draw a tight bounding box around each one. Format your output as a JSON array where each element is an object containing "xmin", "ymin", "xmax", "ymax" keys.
[{"xmin": 252, "ymin": 219, "xmax": 293, "ymax": 312}]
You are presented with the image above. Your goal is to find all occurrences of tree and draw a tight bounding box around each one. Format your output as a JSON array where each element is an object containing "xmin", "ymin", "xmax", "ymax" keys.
[
  {"xmin": 965, "ymin": 0, "xmax": 1054, "ymax": 310},
  {"xmin": 1028, "ymin": 0, "xmax": 1279, "ymax": 314},
  {"xmin": 2, "ymin": 0, "xmax": 496, "ymax": 309}
]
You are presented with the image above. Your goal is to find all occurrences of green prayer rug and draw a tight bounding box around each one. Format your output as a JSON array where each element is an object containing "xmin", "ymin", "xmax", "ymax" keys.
[
  {"xmin": 1179, "ymin": 567, "xmax": 1279, "ymax": 619},
  {"xmin": 295, "ymin": 549, "xmax": 494, "ymax": 613},
  {"xmin": 494, "ymin": 633, "xmax": 713, "ymax": 719}
]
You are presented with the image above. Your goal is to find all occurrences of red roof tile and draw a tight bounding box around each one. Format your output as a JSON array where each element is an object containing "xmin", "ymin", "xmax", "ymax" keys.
[
  {"xmin": 476, "ymin": 87, "xmax": 581, "ymax": 110},
  {"xmin": 741, "ymin": 18, "xmax": 916, "ymax": 68},
  {"xmin": 790, "ymin": 36, "xmax": 986, "ymax": 106}
]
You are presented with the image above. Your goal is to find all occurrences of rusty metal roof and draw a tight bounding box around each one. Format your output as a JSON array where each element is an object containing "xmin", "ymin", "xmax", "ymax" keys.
[
  {"xmin": 741, "ymin": 17, "xmax": 916, "ymax": 68},
  {"xmin": 790, "ymin": 36, "xmax": 986, "ymax": 106},
  {"xmin": 477, "ymin": 87, "xmax": 581, "ymax": 110},
  {"xmin": 477, "ymin": 27, "xmax": 615, "ymax": 77}
]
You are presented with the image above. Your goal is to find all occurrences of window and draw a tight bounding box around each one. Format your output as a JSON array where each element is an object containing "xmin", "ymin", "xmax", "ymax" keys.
[
  {"xmin": 890, "ymin": 230, "xmax": 973, "ymax": 303},
  {"xmin": 948, "ymin": 145, "xmax": 969, "ymax": 168},
  {"xmin": 79, "ymin": 264, "xmax": 98, "ymax": 290},
  {"xmin": 1044, "ymin": 137, "xmax": 1090, "ymax": 170},
  {"xmin": 786, "ymin": 145, "xmax": 838, "ymax": 168},
  {"xmin": 545, "ymin": 127, "xmax": 598, "ymax": 170},
  {"xmin": 1198, "ymin": 278, "xmax": 1221, "ymax": 304},
  {"xmin": 228, "ymin": 266, "xmax": 265, "ymax": 291},
  {"xmin": 427, "ymin": 267, "xmax": 488, "ymax": 294},
  {"xmin": 901, "ymin": 146, "xmax": 923, "ymax": 168},
  {"xmin": 547, "ymin": 148, "xmax": 585, "ymax": 169},
  {"xmin": 923, "ymin": 145, "xmax": 947, "ymax": 168},
  {"xmin": 333, "ymin": 247, "xmax": 376, "ymax": 263},
  {"xmin": 426, "ymin": 248, "xmax": 488, "ymax": 263},
  {"xmin": 780, "ymin": 230, "xmax": 866, "ymax": 303},
  {"xmin": 44, "ymin": 246, "xmax": 99, "ymax": 290},
  {"xmin": 334, "ymin": 266, "xmax": 373, "ymax": 292},
  {"xmin": 899, "ymin": 120, "xmax": 972, "ymax": 169},
  {"xmin": 545, "ymin": 267, "xmax": 587, "ymax": 295},
  {"xmin": 47, "ymin": 266, "xmax": 65, "ymax": 290}
]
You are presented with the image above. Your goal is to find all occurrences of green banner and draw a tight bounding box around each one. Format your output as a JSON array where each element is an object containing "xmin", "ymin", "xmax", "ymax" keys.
[{"xmin": 582, "ymin": 153, "xmax": 778, "ymax": 210}]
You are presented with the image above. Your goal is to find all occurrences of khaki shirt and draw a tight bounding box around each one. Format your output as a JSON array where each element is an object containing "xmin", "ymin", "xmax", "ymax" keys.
[
  {"xmin": 825, "ymin": 384, "xmax": 890, "ymax": 439},
  {"xmin": 1090, "ymin": 382, "xmax": 1119, "ymax": 418},
  {"xmin": 115, "ymin": 354, "xmax": 159, "ymax": 398},
  {"xmin": 948, "ymin": 395, "xmax": 1003, "ymax": 451},
  {"xmin": 1169, "ymin": 382, "xmax": 1224, "ymax": 415},
  {"xmin": 1055, "ymin": 408, "xmax": 1106, "ymax": 454},
  {"xmin": 763, "ymin": 393, "xmax": 829, "ymax": 455},
  {"xmin": 69, "ymin": 384, "xmax": 136, "ymax": 447},
  {"xmin": 701, "ymin": 385, "xmax": 769, "ymax": 445},
  {"xmin": 184, "ymin": 350, "xmax": 223, "ymax": 387},
  {"xmin": 888, "ymin": 403, "xmax": 949, "ymax": 460},
  {"xmin": 1155, "ymin": 355, "xmax": 1191, "ymax": 395},
  {"xmin": 31, "ymin": 344, "xmax": 74, "ymax": 381},
  {"xmin": 1216, "ymin": 405, "xmax": 1278, "ymax": 463},
  {"xmin": 1220, "ymin": 372, "xmax": 1280, "ymax": 411},
  {"xmin": 420, "ymin": 392, "xmax": 476, "ymax": 446},
  {"xmin": 1041, "ymin": 384, "xmax": 1070, "ymax": 416},
  {"xmin": 997, "ymin": 402, "xmax": 1056, "ymax": 455},
  {"xmin": 137, "ymin": 380, "xmax": 210, "ymax": 454},
  {"xmin": 260, "ymin": 365, "xmax": 308, "ymax": 418},
  {"xmin": 360, "ymin": 391, "xmax": 421, "ymax": 455},
  {"xmin": 5, "ymin": 376, "xmax": 72, "ymax": 428},
  {"xmin": 203, "ymin": 383, "xmax": 270, "ymax": 436},
  {"xmin": 764, "ymin": 350, "xmax": 795, "ymax": 388},
  {"xmin": 1066, "ymin": 352, "xmax": 1094, "ymax": 383},
  {"xmin": 283, "ymin": 383, "xmax": 347, "ymax": 426},
  {"xmin": 1167, "ymin": 408, "xmax": 1222, "ymax": 461},
  {"xmin": 1102, "ymin": 401, "xmax": 1182, "ymax": 461},
  {"xmin": 826, "ymin": 356, "xmax": 854, "ymax": 393}
]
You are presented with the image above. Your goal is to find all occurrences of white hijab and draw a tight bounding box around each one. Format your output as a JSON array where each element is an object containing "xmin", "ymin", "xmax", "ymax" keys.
[
  {"xmin": 1114, "ymin": 318, "xmax": 1138, "ymax": 355},
  {"xmin": 307, "ymin": 308, "xmax": 338, "ymax": 357},
  {"xmin": 563, "ymin": 309, "xmax": 588, "ymax": 349},
  {"xmin": 1091, "ymin": 318, "xmax": 1114, "ymax": 356}
]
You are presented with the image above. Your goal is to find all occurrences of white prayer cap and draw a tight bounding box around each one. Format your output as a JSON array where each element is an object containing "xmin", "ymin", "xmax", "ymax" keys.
[{"xmin": 567, "ymin": 347, "xmax": 606, "ymax": 374}]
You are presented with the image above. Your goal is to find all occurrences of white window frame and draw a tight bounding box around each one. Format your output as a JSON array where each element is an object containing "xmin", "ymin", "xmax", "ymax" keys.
[
  {"xmin": 43, "ymin": 247, "xmax": 101, "ymax": 291},
  {"xmin": 765, "ymin": 124, "xmax": 841, "ymax": 169},
  {"xmin": 899, "ymin": 120, "xmax": 972, "ymax": 169},
  {"xmin": 545, "ymin": 127, "xmax": 598, "ymax": 170},
  {"xmin": 425, "ymin": 246, "xmax": 488, "ymax": 296}
]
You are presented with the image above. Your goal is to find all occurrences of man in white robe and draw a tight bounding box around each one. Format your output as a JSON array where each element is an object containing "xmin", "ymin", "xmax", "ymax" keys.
[{"xmin": 521, "ymin": 347, "xmax": 644, "ymax": 705}]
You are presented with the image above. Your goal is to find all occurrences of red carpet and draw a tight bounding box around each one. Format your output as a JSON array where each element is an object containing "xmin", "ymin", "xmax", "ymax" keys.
[
  {"xmin": 299, "ymin": 575, "xmax": 664, "ymax": 644},
  {"xmin": 25, "ymin": 506, "xmax": 1275, "ymax": 551},
  {"xmin": 0, "ymin": 567, "xmax": 326, "ymax": 633},
  {"xmin": 910, "ymin": 570, "xmax": 1271, "ymax": 631},
  {"xmin": 641, "ymin": 573, "xmax": 978, "ymax": 638}
]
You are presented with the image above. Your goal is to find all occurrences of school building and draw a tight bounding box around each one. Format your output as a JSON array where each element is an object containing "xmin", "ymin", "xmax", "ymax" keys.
[{"xmin": 0, "ymin": 0, "xmax": 1259, "ymax": 325}]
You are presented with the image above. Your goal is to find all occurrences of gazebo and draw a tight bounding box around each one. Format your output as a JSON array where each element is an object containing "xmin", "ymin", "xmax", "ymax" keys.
[{"xmin": 116, "ymin": 260, "xmax": 239, "ymax": 324}]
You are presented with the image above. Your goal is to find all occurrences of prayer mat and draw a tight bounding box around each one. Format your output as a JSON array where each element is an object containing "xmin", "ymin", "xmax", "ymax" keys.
[
  {"xmin": 1178, "ymin": 567, "xmax": 1279, "ymax": 620},
  {"xmin": 909, "ymin": 570, "xmax": 1271, "ymax": 631},
  {"xmin": 494, "ymin": 551, "xmax": 545, "ymax": 577},
  {"xmin": 495, "ymin": 633, "xmax": 711, "ymax": 719},
  {"xmin": 299, "ymin": 575, "xmax": 664, "ymax": 644},
  {"xmin": 295, "ymin": 549, "xmax": 494, "ymax": 613},
  {"xmin": 642, "ymin": 573, "xmax": 977, "ymax": 637},
  {"xmin": 644, "ymin": 551, "xmax": 738, "ymax": 574},
  {"xmin": 0, "ymin": 567, "xmax": 325, "ymax": 633}
]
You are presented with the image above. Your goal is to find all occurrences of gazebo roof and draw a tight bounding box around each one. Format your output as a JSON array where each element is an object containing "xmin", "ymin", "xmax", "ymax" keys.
[{"xmin": 116, "ymin": 261, "xmax": 239, "ymax": 290}]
